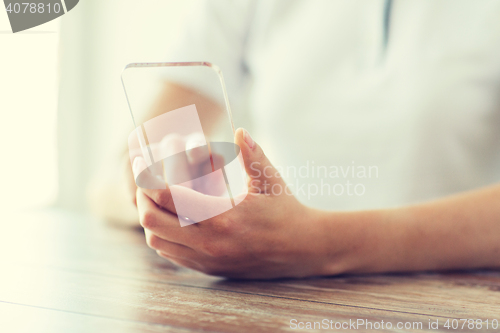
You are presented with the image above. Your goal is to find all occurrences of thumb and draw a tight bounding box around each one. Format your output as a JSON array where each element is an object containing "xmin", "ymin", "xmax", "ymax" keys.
[{"xmin": 234, "ymin": 128, "xmax": 286, "ymax": 193}]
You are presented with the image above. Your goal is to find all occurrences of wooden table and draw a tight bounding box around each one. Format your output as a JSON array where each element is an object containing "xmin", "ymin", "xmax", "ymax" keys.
[{"xmin": 0, "ymin": 210, "xmax": 499, "ymax": 332}]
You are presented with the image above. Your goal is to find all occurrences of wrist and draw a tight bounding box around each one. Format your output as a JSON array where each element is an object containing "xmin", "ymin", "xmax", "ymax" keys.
[{"xmin": 314, "ymin": 209, "xmax": 396, "ymax": 276}]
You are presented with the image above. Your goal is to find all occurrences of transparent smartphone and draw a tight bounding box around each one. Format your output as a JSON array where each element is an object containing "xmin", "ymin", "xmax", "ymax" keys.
[{"xmin": 122, "ymin": 62, "xmax": 247, "ymax": 226}]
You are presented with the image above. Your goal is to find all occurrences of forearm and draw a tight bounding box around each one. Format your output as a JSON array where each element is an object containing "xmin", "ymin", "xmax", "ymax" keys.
[
  {"xmin": 320, "ymin": 185, "xmax": 500, "ymax": 275},
  {"xmin": 137, "ymin": 81, "xmax": 224, "ymax": 135}
]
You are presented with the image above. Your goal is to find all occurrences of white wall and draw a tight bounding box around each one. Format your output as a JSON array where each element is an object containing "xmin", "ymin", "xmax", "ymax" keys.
[{"xmin": 0, "ymin": 11, "xmax": 59, "ymax": 211}]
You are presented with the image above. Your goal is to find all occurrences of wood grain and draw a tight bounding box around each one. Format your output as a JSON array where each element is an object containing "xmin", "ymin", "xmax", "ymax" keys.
[{"xmin": 0, "ymin": 210, "xmax": 499, "ymax": 332}]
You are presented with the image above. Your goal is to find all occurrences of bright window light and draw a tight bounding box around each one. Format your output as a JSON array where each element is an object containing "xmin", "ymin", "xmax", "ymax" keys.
[{"xmin": 0, "ymin": 13, "xmax": 59, "ymax": 211}]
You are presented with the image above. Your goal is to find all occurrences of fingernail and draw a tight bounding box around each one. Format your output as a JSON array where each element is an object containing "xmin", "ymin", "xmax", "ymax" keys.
[{"xmin": 244, "ymin": 129, "xmax": 255, "ymax": 149}]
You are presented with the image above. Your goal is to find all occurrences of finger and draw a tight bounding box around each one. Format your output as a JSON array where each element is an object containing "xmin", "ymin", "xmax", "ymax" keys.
[
  {"xmin": 158, "ymin": 134, "xmax": 194, "ymax": 187},
  {"xmin": 192, "ymin": 155, "xmax": 228, "ymax": 196},
  {"xmin": 156, "ymin": 251, "xmax": 206, "ymax": 272},
  {"xmin": 139, "ymin": 185, "xmax": 177, "ymax": 215},
  {"xmin": 132, "ymin": 156, "xmax": 167, "ymax": 190},
  {"xmin": 165, "ymin": 185, "xmax": 234, "ymax": 223},
  {"xmin": 143, "ymin": 229, "xmax": 198, "ymax": 261},
  {"xmin": 186, "ymin": 146, "xmax": 210, "ymax": 167},
  {"xmin": 157, "ymin": 133, "xmax": 185, "ymax": 159},
  {"xmin": 136, "ymin": 189, "xmax": 189, "ymax": 238},
  {"xmin": 185, "ymin": 133, "xmax": 209, "ymax": 165},
  {"xmin": 234, "ymin": 128, "xmax": 286, "ymax": 192},
  {"xmin": 137, "ymin": 189, "xmax": 204, "ymax": 247}
]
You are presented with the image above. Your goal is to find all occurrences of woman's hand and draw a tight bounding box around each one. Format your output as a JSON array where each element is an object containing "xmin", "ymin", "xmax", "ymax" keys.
[{"xmin": 135, "ymin": 128, "xmax": 353, "ymax": 279}]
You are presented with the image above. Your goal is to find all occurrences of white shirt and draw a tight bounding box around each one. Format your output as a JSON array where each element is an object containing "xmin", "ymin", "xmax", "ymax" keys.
[{"xmin": 165, "ymin": 0, "xmax": 500, "ymax": 211}]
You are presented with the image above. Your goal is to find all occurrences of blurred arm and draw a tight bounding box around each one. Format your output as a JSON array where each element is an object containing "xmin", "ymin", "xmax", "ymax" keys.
[{"xmin": 136, "ymin": 81, "xmax": 225, "ymax": 134}]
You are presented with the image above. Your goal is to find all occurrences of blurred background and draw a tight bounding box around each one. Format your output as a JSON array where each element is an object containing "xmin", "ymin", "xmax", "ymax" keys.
[
  {"xmin": 0, "ymin": 0, "xmax": 195, "ymax": 214},
  {"xmin": 3, "ymin": 0, "xmax": 500, "ymax": 220}
]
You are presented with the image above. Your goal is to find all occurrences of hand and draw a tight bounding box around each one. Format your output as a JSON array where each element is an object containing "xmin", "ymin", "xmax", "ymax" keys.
[{"xmin": 135, "ymin": 128, "xmax": 345, "ymax": 279}]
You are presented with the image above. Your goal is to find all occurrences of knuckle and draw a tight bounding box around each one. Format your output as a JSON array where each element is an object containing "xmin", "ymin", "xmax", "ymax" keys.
[
  {"xmin": 140, "ymin": 210, "xmax": 157, "ymax": 229},
  {"xmin": 146, "ymin": 233, "xmax": 161, "ymax": 249},
  {"xmin": 154, "ymin": 190, "xmax": 170, "ymax": 208}
]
